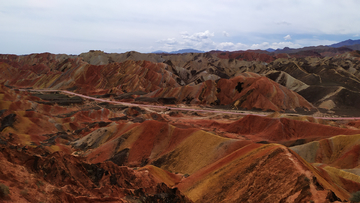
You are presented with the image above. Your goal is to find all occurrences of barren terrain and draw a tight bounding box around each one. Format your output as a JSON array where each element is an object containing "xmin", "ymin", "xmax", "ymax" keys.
[{"xmin": 1, "ymin": 48, "xmax": 360, "ymax": 202}]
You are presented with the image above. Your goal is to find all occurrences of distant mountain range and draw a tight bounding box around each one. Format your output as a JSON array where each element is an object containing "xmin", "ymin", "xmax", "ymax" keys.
[
  {"xmin": 152, "ymin": 49, "xmax": 204, "ymax": 54},
  {"xmin": 151, "ymin": 39, "xmax": 360, "ymax": 54},
  {"xmin": 265, "ymin": 48, "xmax": 275, "ymax": 52},
  {"xmin": 265, "ymin": 39, "xmax": 360, "ymax": 54},
  {"xmin": 329, "ymin": 39, "xmax": 360, "ymax": 48}
]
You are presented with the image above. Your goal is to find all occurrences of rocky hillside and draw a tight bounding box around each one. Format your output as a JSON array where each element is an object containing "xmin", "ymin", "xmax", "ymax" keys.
[
  {"xmin": 1, "ymin": 49, "xmax": 360, "ymax": 202},
  {"xmin": 0, "ymin": 52, "xmax": 316, "ymax": 112},
  {"xmin": 3, "ymin": 49, "xmax": 360, "ymax": 114}
]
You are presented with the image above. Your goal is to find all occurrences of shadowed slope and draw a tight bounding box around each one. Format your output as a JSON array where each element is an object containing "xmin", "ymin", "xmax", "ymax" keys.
[{"xmin": 0, "ymin": 143, "xmax": 191, "ymax": 203}]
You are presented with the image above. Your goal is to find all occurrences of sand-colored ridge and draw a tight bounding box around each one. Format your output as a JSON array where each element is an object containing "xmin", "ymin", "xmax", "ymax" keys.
[
  {"xmin": 178, "ymin": 143, "xmax": 347, "ymax": 202},
  {"xmin": 291, "ymin": 134, "xmax": 360, "ymax": 169},
  {"xmin": 151, "ymin": 129, "xmax": 238, "ymax": 174},
  {"xmin": 77, "ymin": 119, "xmax": 249, "ymax": 176}
]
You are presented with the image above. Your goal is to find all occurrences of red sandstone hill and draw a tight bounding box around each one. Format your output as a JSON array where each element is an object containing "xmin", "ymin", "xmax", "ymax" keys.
[
  {"xmin": 212, "ymin": 50, "xmax": 279, "ymax": 63},
  {"xmin": 0, "ymin": 53, "xmax": 315, "ymax": 112},
  {"xmin": 70, "ymin": 116, "xmax": 360, "ymax": 202},
  {"xmin": 3, "ymin": 50, "xmax": 360, "ymax": 113},
  {"xmin": 0, "ymin": 143, "xmax": 191, "ymax": 202},
  {"xmin": 3, "ymin": 50, "xmax": 360, "ymax": 202},
  {"xmin": 141, "ymin": 72, "xmax": 314, "ymax": 111},
  {"xmin": 224, "ymin": 115, "xmax": 360, "ymax": 142},
  {"xmin": 0, "ymin": 79, "xmax": 359, "ymax": 202},
  {"xmin": 0, "ymin": 84, "xmax": 193, "ymax": 202},
  {"xmin": 177, "ymin": 144, "xmax": 351, "ymax": 202},
  {"xmin": 216, "ymin": 73, "xmax": 314, "ymax": 111},
  {"xmin": 77, "ymin": 50, "xmax": 360, "ymax": 113},
  {"xmin": 291, "ymin": 134, "xmax": 360, "ymax": 169},
  {"xmin": 70, "ymin": 118, "xmax": 360, "ymax": 202},
  {"xmin": 0, "ymin": 55, "xmax": 181, "ymax": 95}
]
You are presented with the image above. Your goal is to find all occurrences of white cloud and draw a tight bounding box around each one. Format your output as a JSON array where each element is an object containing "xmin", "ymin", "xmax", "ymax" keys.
[
  {"xmin": 157, "ymin": 38, "xmax": 178, "ymax": 45},
  {"xmin": 2, "ymin": 0, "xmax": 360, "ymax": 54},
  {"xmin": 249, "ymin": 41, "xmax": 301, "ymax": 50},
  {"xmin": 157, "ymin": 30, "xmax": 217, "ymax": 52},
  {"xmin": 218, "ymin": 42, "xmax": 234, "ymax": 48},
  {"xmin": 180, "ymin": 31, "xmax": 189, "ymax": 37},
  {"xmin": 250, "ymin": 42, "xmax": 270, "ymax": 50},
  {"xmin": 181, "ymin": 30, "xmax": 214, "ymax": 41},
  {"xmin": 269, "ymin": 42, "xmax": 302, "ymax": 49},
  {"xmin": 217, "ymin": 42, "xmax": 247, "ymax": 51},
  {"xmin": 294, "ymin": 39, "xmax": 338, "ymax": 46},
  {"xmin": 284, "ymin": 34, "xmax": 291, "ymax": 40},
  {"xmin": 276, "ymin": 21, "xmax": 291, "ymax": 26},
  {"xmin": 158, "ymin": 30, "xmax": 310, "ymax": 52}
]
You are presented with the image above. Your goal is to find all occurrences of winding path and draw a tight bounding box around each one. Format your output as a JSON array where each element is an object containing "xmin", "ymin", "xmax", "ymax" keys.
[{"xmin": 20, "ymin": 89, "xmax": 360, "ymax": 120}]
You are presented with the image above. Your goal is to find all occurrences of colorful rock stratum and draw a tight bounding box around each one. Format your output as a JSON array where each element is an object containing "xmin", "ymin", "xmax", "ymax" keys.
[{"xmin": 1, "ymin": 48, "xmax": 360, "ymax": 202}]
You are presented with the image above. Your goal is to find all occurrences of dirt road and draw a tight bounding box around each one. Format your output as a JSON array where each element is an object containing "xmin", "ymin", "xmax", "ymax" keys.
[{"xmin": 20, "ymin": 89, "xmax": 360, "ymax": 120}]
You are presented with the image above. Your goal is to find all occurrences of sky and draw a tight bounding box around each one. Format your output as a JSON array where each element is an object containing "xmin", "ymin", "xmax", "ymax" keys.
[{"xmin": 1, "ymin": 0, "xmax": 360, "ymax": 54}]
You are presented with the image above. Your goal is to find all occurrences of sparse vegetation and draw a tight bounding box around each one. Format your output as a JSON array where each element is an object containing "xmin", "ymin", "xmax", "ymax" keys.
[
  {"xmin": 0, "ymin": 183, "xmax": 9, "ymax": 198},
  {"xmin": 20, "ymin": 189, "xmax": 28, "ymax": 196},
  {"xmin": 350, "ymin": 191, "xmax": 360, "ymax": 202},
  {"xmin": 36, "ymin": 180, "xmax": 44, "ymax": 188}
]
